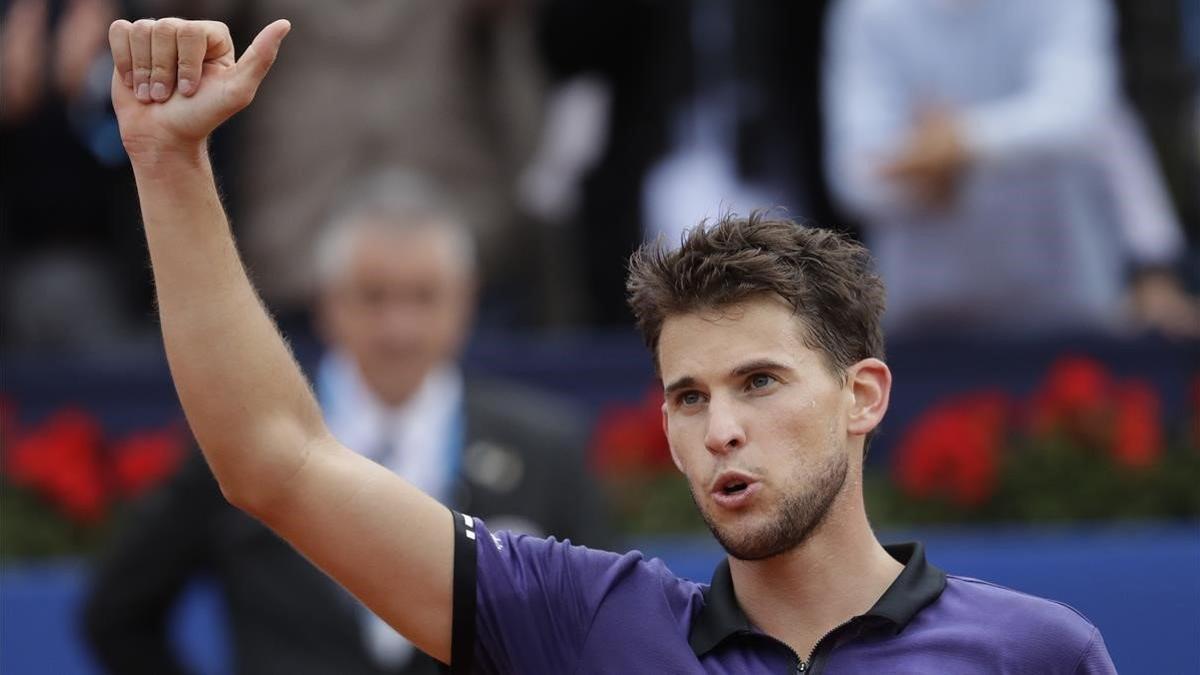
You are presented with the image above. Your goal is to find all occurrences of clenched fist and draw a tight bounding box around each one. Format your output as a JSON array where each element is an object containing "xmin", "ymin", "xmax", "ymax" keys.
[{"xmin": 108, "ymin": 18, "xmax": 289, "ymax": 159}]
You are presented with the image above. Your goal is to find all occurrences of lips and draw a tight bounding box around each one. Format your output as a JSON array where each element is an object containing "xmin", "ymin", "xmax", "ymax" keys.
[{"xmin": 710, "ymin": 471, "xmax": 761, "ymax": 510}]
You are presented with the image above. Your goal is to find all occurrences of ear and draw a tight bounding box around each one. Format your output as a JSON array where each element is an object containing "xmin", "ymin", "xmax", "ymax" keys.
[
  {"xmin": 662, "ymin": 402, "xmax": 686, "ymax": 473},
  {"xmin": 846, "ymin": 358, "xmax": 891, "ymax": 437}
]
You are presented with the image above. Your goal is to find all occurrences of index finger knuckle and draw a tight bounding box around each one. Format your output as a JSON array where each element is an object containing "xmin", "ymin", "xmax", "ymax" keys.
[
  {"xmin": 152, "ymin": 17, "xmax": 180, "ymax": 38},
  {"xmin": 200, "ymin": 20, "xmax": 233, "ymax": 43},
  {"xmin": 109, "ymin": 19, "xmax": 132, "ymax": 41}
]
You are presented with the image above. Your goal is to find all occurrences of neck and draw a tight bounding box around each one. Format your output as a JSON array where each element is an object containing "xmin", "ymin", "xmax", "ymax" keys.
[{"xmin": 727, "ymin": 482, "xmax": 902, "ymax": 660}]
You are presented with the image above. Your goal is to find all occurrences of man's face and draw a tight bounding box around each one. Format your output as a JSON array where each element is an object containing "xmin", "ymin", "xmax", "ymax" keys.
[
  {"xmin": 658, "ymin": 296, "xmax": 855, "ymax": 560},
  {"xmin": 319, "ymin": 222, "xmax": 473, "ymax": 406}
]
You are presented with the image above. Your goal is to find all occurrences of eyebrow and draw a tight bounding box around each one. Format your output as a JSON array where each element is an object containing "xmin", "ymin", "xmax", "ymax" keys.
[
  {"xmin": 663, "ymin": 376, "xmax": 698, "ymax": 397},
  {"xmin": 663, "ymin": 359, "xmax": 792, "ymax": 396},
  {"xmin": 731, "ymin": 358, "xmax": 791, "ymax": 378}
]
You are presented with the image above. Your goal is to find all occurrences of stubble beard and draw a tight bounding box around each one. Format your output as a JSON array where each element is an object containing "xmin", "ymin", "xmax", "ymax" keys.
[{"xmin": 693, "ymin": 449, "xmax": 850, "ymax": 561}]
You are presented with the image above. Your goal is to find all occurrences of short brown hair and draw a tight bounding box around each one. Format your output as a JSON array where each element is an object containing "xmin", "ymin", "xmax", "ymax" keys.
[{"xmin": 627, "ymin": 212, "xmax": 886, "ymax": 377}]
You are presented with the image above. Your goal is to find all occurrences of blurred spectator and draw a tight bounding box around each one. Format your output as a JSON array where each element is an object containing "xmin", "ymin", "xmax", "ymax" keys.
[
  {"xmin": 824, "ymin": 0, "xmax": 1200, "ymax": 339},
  {"xmin": 535, "ymin": 0, "xmax": 845, "ymax": 326},
  {"xmin": 82, "ymin": 169, "xmax": 610, "ymax": 675},
  {"xmin": 642, "ymin": 0, "xmax": 836, "ymax": 246},
  {"xmin": 1, "ymin": 0, "xmax": 147, "ymax": 351},
  {"xmin": 534, "ymin": 0, "xmax": 693, "ymax": 325},
  {"xmin": 728, "ymin": 1, "xmax": 847, "ymax": 235},
  {"xmin": 1113, "ymin": 0, "xmax": 1200, "ymax": 245},
  {"xmin": 140, "ymin": 0, "xmax": 546, "ymax": 325}
]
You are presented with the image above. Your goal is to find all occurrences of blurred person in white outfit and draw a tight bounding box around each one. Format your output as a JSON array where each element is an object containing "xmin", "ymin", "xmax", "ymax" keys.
[{"xmin": 824, "ymin": 0, "xmax": 1199, "ymax": 338}]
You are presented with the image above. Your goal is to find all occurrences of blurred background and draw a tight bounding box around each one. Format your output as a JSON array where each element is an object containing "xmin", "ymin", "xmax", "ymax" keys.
[{"xmin": 1, "ymin": 0, "xmax": 1198, "ymax": 673}]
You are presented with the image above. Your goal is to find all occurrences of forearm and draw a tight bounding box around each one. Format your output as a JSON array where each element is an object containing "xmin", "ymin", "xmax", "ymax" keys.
[
  {"xmin": 826, "ymin": 150, "xmax": 925, "ymax": 221},
  {"xmin": 959, "ymin": 0, "xmax": 1116, "ymax": 165},
  {"xmin": 131, "ymin": 148, "xmax": 456, "ymax": 661},
  {"xmin": 132, "ymin": 146, "xmax": 327, "ymax": 508},
  {"xmin": 110, "ymin": 21, "xmax": 457, "ymax": 660}
]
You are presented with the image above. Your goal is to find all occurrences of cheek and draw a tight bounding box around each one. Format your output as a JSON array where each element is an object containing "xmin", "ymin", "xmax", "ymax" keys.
[
  {"xmin": 343, "ymin": 319, "xmax": 383, "ymax": 358},
  {"xmin": 665, "ymin": 415, "xmax": 702, "ymax": 472},
  {"xmin": 764, "ymin": 399, "xmax": 836, "ymax": 455}
]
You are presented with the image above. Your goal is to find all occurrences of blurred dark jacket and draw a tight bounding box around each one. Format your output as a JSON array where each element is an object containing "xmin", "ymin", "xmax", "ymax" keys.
[{"xmin": 82, "ymin": 379, "xmax": 610, "ymax": 675}]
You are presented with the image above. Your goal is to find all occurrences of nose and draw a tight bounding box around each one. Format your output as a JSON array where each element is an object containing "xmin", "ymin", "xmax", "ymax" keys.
[
  {"xmin": 376, "ymin": 296, "xmax": 427, "ymax": 336},
  {"xmin": 703, "ymin": 398, "xmax": 746, "ymax": 455}
]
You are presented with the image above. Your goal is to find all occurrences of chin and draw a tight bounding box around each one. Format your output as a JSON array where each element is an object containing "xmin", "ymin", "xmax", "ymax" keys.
[
  {"xmin": 695, "ymin": 500, "xmax": 782, "ymax": 561},
  {"xmin": 712, "ymin": 515, "xmax": 787, "ymax": 559},
  {"xmin": 694, "ymin": 462, "xmax": 846, "ymax": 562}
]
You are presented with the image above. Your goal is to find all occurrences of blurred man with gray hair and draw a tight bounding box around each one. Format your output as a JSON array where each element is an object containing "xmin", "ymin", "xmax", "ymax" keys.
[{"xmin": 83, "ymin": 168, "xmax": 609, "ymax": 675}]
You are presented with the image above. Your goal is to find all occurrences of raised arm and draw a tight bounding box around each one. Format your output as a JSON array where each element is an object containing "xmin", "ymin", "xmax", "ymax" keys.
[{"xmin": 107, "ymin": 18, "xmax": 454, "ymax": 663}]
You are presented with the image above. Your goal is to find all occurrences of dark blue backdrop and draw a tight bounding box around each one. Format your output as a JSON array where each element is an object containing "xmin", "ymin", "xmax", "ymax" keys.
[
  {"xmin": 2, "ymin": 332, "xmax": 1197, "ymax": 674},
  {"xmin": 2, "ymin": 523, "xmax": 1197, "ymax": 674}
]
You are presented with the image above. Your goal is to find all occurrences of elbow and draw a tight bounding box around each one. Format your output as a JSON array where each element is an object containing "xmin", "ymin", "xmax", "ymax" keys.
[
  {"xmin": 825, "ymin": 145, "xmax": 918, "ymax": 222},
  {"xmin": 213, "ymin": 466, "xmax": 288, "ymax": 521},
  {"xmin": 206, "ymin": 424, "xmax": 331, "ymax": 520},
  {"xmin": 216, "ymin": 478, "xmax": 256, "ymax": 514}
]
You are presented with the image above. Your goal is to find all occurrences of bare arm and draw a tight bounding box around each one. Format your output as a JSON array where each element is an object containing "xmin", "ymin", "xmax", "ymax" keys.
[{"xmin": 108, "ymin": 18, "xmax": 454, "ymax": 663}]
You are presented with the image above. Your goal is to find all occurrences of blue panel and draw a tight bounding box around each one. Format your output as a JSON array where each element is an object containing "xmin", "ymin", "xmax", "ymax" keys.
[{"xmin": 0, "ymin": 563, "xmax": 230, "ymax": 675}]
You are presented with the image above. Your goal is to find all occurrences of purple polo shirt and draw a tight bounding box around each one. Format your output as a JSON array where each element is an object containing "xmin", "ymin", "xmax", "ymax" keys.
[{"xmin": 449, "ymin": 512, "xmax": 1115, "ymax": 674}]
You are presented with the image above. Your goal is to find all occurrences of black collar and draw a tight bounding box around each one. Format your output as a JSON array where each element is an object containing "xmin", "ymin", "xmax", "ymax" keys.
[{"xmin": 688, "ymin": 542, "xmax": 947, "ymax": 657}]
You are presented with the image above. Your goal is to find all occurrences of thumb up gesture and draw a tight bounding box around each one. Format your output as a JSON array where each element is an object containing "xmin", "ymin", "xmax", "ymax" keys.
[{"xmin": 108, "ymin": 18, "xmax": 289, "ymax": 160}]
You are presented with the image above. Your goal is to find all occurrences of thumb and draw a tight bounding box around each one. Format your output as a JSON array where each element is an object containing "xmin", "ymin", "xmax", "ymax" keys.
[{"xmin": 234, "ymin": 19, "xmax": 291, "ymax": 91}]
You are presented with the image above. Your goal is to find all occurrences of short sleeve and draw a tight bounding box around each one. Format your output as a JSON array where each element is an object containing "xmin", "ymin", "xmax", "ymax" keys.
[
  {"xmin": 1072, "ymin": 626, "xmax": 1117, "ymax": 675},
  {"xmin": 449, "ymin": 512, "xmax": 641, "ymax": 675}
]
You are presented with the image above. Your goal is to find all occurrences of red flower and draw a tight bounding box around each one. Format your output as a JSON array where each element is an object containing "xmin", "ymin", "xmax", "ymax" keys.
[
  {"xmin": 1029, "ymin": 356, "xmax": 1112, "ymax": 443},
  {"xmin": 5, "ymin": 409, "xmax": 108, "ymax": 524},
  {"xmin": 110, "ymin": 425, "xmax": 186, "ymax": 497},
  {"xmin": 591, "ymin": 386, "xmax": 672, "ymax": 476},
  {"xmin": 1111, "ymin": 380, "xmax": 1162, "ymax": 470},
  {"xmin": 894, "ymin": 392, "xmax": 1009, "ymax": 507}
]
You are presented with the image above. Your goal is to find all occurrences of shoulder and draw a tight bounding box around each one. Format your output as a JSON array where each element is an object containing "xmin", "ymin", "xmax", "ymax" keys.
[
  {"xmin": 943, "ymin": 575, "xmax": 1098, "ymax": 636},
  {"xmin": 929, "ymin": 575, "xmax": 1105, "ymax": 670},
  {"xmin": 465, "ymin": 518, "xmax": 703, "ymax": 672},
  {"xmin": 481, "ymin": 521, "xmax": 700, "ymax": 607}
]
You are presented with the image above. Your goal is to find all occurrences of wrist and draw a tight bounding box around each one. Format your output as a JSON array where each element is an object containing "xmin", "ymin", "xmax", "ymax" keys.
[
  {"xmin": 127, "ymin": 140, "xmax": 212, "ymax": 183},
  {"xmin": 125, "ymin": 136, "xmax": 210, "ymax": 172}
]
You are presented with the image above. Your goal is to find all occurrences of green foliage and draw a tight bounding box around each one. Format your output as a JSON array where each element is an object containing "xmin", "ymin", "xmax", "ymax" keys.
[
  {"xmin": 0, "ymin": 482, "xmax": 115, "ymax": 559},
  {"xmin": 603, "ymin": 471, "xmax": 708, "ymax": 535}
]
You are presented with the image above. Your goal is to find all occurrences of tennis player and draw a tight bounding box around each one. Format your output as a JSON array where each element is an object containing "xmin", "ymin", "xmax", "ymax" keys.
[{"xmin": 106, "ymin": 18, "xmax": 1116, "ymax": 674}]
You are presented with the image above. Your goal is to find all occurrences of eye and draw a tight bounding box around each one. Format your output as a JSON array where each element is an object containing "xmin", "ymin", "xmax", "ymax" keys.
[
  {"xmin": 678, "ymin": 391, "xmax": 705, "ymax": 407},
  {"xmin": 747, "ymin": 373, "xmax": 776, "ymax": 390},
  {"xmin": 356, "ymin": 286, "xmax": 389, "ymax": 309}
]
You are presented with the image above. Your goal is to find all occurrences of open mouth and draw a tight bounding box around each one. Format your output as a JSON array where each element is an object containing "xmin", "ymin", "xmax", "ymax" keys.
[
  {"xmin": 712, "ymin": 471, "xmax": 757, "ymax": 496},
  {"xmin": 721, "ymin": 480, "xmax": 749, "ymax": 495},
  {"xmin": 710, "ymin": 473, "xmax": 760, "ymax": 509}
]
